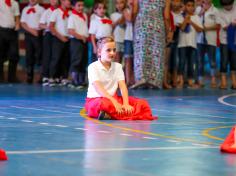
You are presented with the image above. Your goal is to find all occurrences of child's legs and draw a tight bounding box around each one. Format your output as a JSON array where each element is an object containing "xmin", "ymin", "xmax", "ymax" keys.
[
  {"xmin": 60, "ymin": 42, "xmax": 70, "ymax": 79},
  {"xmin": 70, "ymin": 39, "xmax": 84, "ymax": 82},
  {"xmin": 115, "ymin": 42, "xmax": 124, "ymax": 63},
  {"xmin": 42, "ymin": 32, "xmax": 53, "ymax": 78},
  {"xmin": 220, "ymin": 44, "xmax": 229, "ymax": 74},
  {"xmin": 197, "ymin": 44, "xmax": 205, "ymax": 81},
  {"xmin": 124, "ymin": 40, "xmax": 134, "ymax": 85},
  {"xmin": 186, "ymin": 47, "xmax": 196, "ymax": 81},
  {"xmin": 50, "ymin": 37, "xmax": 64, "ymax": 79},
  {"xmin": 178, "ymin": 47, "xmax": 187, "ymax": 85},
  {"xmin": 85, "ymin": 97, "xmax": 117, "ymax": 118},
  {"xmin": 206, "ymin": 45, "xmax": 217, "ymax": 77},
  {"xmin": 25, "ymin": 33, "xmax": 36, "ymax": 80},
  {"xmin": 229, "ymin": 50, "xmax": 236, "ymax": 86},
  {"xmin": 87, "ymin": 42, "xmax": 93, "ymax": 65}
]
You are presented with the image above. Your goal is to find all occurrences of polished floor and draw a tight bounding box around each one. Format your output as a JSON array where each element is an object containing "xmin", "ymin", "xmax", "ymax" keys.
[{"xmin": 0, "ymin": 84, "xmax": 236, "ymax": 176}]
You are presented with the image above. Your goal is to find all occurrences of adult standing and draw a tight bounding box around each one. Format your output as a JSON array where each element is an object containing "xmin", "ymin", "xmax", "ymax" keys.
[
  {"xmin": 132, "ymin": 0, "xmax": 171, "ymax": 89},
  {"xmin": 0, "ymin": 0, "xmax": 20, "ymax": 83}
]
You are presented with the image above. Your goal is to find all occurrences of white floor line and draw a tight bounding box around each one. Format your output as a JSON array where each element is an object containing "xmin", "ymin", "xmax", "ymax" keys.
[
  {"xmin": 54, "ymin": 125, "xmax": 68, "ymax": 128},
  {"xmin": 10, "ymin": 106, "xmax": 80, "ymax": 115},
  {"xmin": 97, "ymin": 130, "xmax": 110, "ymax": 133},
  {"xmin": 218, "ymin": 93, "xmax": 236, "ymax": 108},
  {"xmin": 7, "ymin": 117, "xmax": 17, "ymax": 120},
  {"xmin": 152, "ymin": 108, "xmax": 233, "ymax": 119},
  {"xmin": 65, "ymin": 105, "xmax": 84, "ymax": 108},
  {"xmin": 74, "ymin": 128, "xmax": 88, "ymax": 131},
  {"xmin": 6, "ymin": 146, "xmax": 219, "ymax": 155},
  {"xmin": 38, "ymin": 122, "xmax": 49, "ymax": 125},
  {"xmin": 142, "ymin": 137, "xmax": 157, "ymax": 140},
  {"xmin": 21, "ymin": 120, "xmax": 33, "ymax": 123},
  {"xmin": 120, "ymin": 133, "xmax": 133, "ymax": 136}
]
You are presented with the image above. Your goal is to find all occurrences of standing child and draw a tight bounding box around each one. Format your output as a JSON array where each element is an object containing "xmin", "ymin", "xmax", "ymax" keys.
[
  {"xmin": 217, "ymin": 0, "xmax": 236, "ymax": 89},
  {"xmin": 177, "ymin": 0, "xmax": 203, "ymax": 88},
  {"xmin": 165, "ymin": 0, "xmax": 183, "ymax": 88},
  {"xmin": 68, "ymin": 0, "xmax": 88, "ymax": 88},
  {"xmin": 85, "ymin": 37, "xmax": 156, "ymax": 120},
  {"xmin": 89, "ymin": 1, "xmax": 113, "ymax": 63},
  {"xmin": 20, "ymin": 0, "xmax": 45, "ymax": 83},
  {"xmin": 0, "ymin": 0, "xmax": 20, "ymax": 83},
  {"xmin": 110, "ymin": 0, "xmax": 126, "ymax": 63},
  {"xmin": 39, "ymin": 0, "xmax": 58, "ymax": 86},
  {"xmin": 49, "ymin": 0, "xmax": 71, "ymax": 86},
  {"xmin": 123, "ymin": 0, "xmax": 135, "ymax": 87},
  {"xmin": 196, "ymin": 0, "xmax": 219, "ymax": 88}
]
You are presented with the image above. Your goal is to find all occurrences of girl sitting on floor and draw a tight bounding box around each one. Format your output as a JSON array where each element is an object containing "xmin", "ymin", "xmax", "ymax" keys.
[{"xmin": 85, "ymin": 37, "xmax": 157, "ymax": 120}]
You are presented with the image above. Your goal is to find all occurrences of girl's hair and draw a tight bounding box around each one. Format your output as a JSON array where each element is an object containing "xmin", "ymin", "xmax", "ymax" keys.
[
  {"xmin": 183, "ymin": 0, "xmax": 194, "ymax": 4},
  {"xmin": 97, "ymin": 36, "xmax": 115, "ymax": 57},
  {"xmin": 93, "ymin": 0, "xmax": 106, "ymax": 10},
  {"xmin": 71, "ymin": 0, "xmax": 83, "ymax": 6},
  {"xmin": 220, "ymin": 0, "xmax": 234, "ymax": 6}
]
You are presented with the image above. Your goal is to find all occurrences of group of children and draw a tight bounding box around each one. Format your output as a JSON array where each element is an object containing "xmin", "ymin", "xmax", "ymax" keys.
[
  {"xmin": 166, "ymin": 0, "xmax": 236, "ymax": 89},
  {"xmin": 18, "ymin": 0, "xmax": 135, "ymax": 88}
]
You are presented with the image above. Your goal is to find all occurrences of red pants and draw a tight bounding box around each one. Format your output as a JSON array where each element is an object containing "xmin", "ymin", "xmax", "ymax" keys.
[{"xmin": 85, "ymin": 95, "xmax": 157, "ymax": 120}]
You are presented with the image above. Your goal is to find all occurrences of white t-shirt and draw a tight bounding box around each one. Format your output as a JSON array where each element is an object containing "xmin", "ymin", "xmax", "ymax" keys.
[
  {"xmin": 110, "ymin": 12, "xmax": 125, "ymax": 43},
  {"xmin": 39, "ymin": 7, "xmax": 55, "ymax": 32},
  {"xmin": 68, "ymin": 12, "xmax": 89, "ymax": 38},
  {"xmin": 0, "ymin": 0, "xmax": 20, "ymax": 28},
  {"xmin": 89, "ymin": 15, "xmax": 113, "ymax": 39},
  {"xmin": 87, "ymin": 60, "xmax": 125, "ymax": 98},
  {"xmin": 203, "ymin": 5, "xmax": 218, "ymax": 46},
  {"xmin": 50, "ymin": 8, "xmax": 71, "ymax": 37},
  {"xmin": 177, "ymin": 14, "xmax": 202, "ymax": 48},
  {"xmin": 20, "ymin": 4, "xmax": 45, "ymax": 30},
  {"xmin": 216, "ymin": 5, "xmax": 236, "ymax": 44}
]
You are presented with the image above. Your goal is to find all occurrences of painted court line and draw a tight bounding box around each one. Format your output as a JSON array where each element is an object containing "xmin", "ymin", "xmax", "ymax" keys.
[
  {"xmin": 142, "ymin": 137, "xmax": 157, "ymax": 140},
  {"xmin": 6, "ymin": 146, "xmax": 219, "ymax": 155},
  {"xmin": 21, "ymin": 120, "xmax": 33, "ymax": 123},
  {"xmin": 54, "ymin": 125, "xmax": 68, "ymax": 128},
  {"xmin": 120, "ymin": 133, "xmax": 133, "ymax": 136},
  {"xmin": 74, "ymin": 128, "xmax": 88, "ymax": 131},
  {"xmin": 38, "ymin": 122, "xmax": 49, "ymax": 125},
  {"xmin": 97, "ymin": 130, "xmax": 110, "ymax": 133},
  {"xmin": 218, "ymin": 93, "xmax": 236, "ymax": 108}
]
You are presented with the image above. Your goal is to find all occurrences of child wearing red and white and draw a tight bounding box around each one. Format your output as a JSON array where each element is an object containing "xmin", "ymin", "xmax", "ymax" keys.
[
  {"xmin": 68, "ymin": 0, "xmax": 88, "ymax": 88},
  {"xmin": 89, "ymin": 1, "xmax": 113, "ymax": 62},
  {"xmin": 49, "ymin": 0, "xmax": 71, "ymax": 86},
  {"xmin": 39, "ymin": 0, "xmax": 58, "ymax": 86},
  {"xmin": 20, "ymin": 0, "xmax": 45, "ymax": 83},
  {"xmin": 85, "ymin": 37, "xmax": 156, "ymax": 120}
]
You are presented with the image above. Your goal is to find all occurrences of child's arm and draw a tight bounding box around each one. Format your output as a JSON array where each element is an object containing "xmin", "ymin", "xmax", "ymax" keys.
[
  {"xmin": 204, "ymin": 24, "xmax": 219, "ymax": 31},
  {"xmin": 93, "ymin": 81, "xmax": 123, "ymax": 114},
  {"xmin": 132, "ymin": 0, "xmax": 139, "ymax": 21},
  {"xmin": 50, "ymin": 22, "xmax": 68, "ymax": 42},
  {"xmin": 179, "ymin": 15, "xmax": 190, "ymax": 31},
  {"xmin": 15, "ymin": 16, "xmax": 20, "ymax": 31},
  {"xmin": 123, "ymin": 8, "xmax": 132, "ymax": 22},
  {"xmin": 190, "ymin": 18, "xmax": 203, "ymax": 32},
  {"xmin": 68, "ymin": 29, "xmax": 87, "ymax": 43},
  {"xmin": 90, "ymin": 34, "xmax": 97, "ymax": 54},
  {"xmin": 21, "ymin": 22, "xmax": 39, "ymax": 36},
  {"xmin": 118, "ymin": 80, "xmax": 134, "ymax": 114}
]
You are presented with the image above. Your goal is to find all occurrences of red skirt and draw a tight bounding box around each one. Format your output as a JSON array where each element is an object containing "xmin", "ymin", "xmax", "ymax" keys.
[
  {"xmin": 85, "ymin": 95, "xmax": 157, "ymax": 120},
  {"xmin": 220, "ymin": 126, "xmax": 236, "ymax": 153}
]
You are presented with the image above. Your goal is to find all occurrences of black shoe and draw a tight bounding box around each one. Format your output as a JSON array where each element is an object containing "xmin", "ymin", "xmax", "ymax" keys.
[{"xmin": 98, "ymin": 111, "xmax": 112, "ymax": 120}]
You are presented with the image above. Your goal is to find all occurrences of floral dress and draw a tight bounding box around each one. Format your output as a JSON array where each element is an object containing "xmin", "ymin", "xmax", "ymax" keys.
[{"xmin": 134, "ymin": 0, "xmax": 166, "ymax": 88}]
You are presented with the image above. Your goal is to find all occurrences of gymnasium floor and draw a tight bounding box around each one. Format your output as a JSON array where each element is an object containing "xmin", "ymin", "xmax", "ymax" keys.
[{"xmin": 0, "ymin": 84, "xmax": 236, "ymax": 176}]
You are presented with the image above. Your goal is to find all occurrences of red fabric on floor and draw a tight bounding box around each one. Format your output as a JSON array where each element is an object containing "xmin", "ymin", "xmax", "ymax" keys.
[
  {"xmin": 85, "ymin": 95, "xmax": 157, "ymax": 120},
  {"xmin": 220, "ymin": 126, "xmax": 236, "ymax": 153}
]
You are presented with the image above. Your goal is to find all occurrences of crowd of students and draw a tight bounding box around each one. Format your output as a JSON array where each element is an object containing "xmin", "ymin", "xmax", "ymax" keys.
[{"xmin": 0, "ymin": 0, "xmax": 236, "ymax": 90}]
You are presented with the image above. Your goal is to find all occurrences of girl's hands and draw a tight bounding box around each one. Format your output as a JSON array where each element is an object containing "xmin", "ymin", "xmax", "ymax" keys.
[
  {"xmin": 111, "ymin": 100, "xmax": 124, "ymax": 115},
  {"xmin": 122, "ymin": 104, "xmax": 134, "ymax": 115}
]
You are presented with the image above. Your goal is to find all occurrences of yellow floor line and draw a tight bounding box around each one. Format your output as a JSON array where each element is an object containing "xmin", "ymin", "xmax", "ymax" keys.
[
  {"xmin": 202, "ymin": 126, "xmax": 233, "ymax": 141},
  {"xmin": 80, "ymin": 109, "xmax": 215, "ymax": 145}
]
